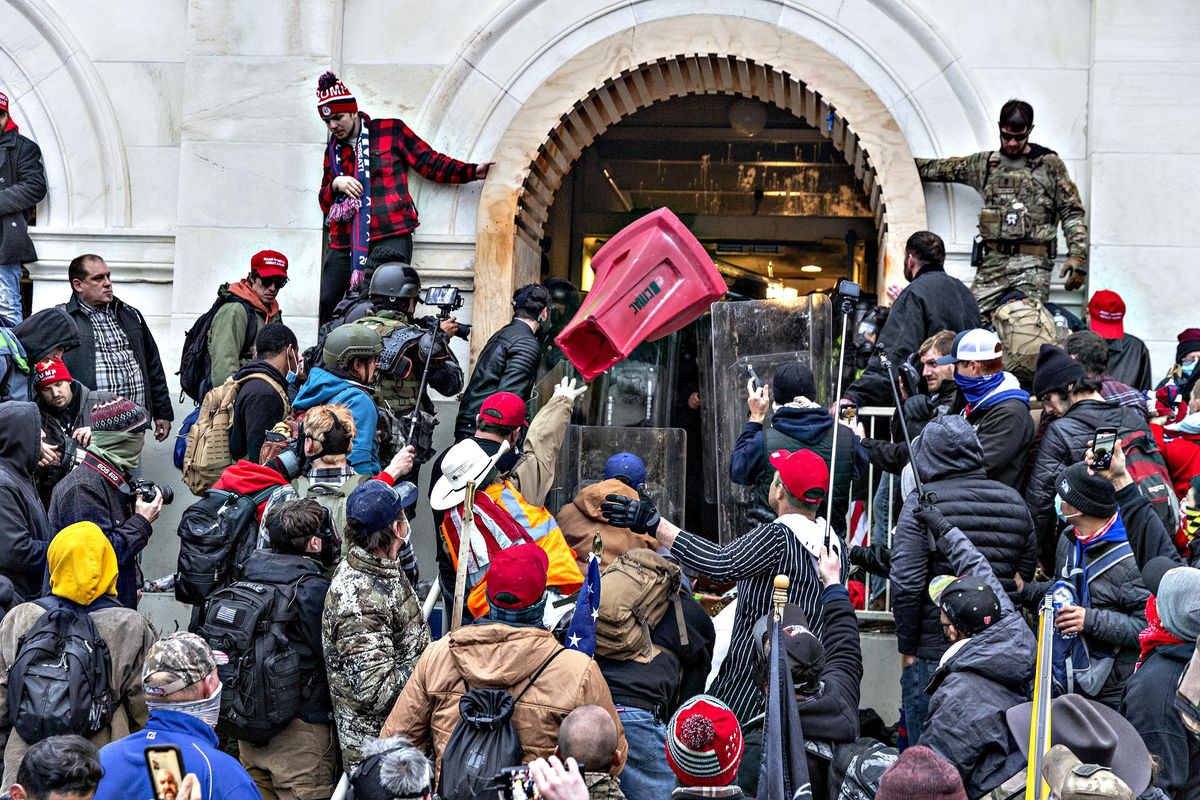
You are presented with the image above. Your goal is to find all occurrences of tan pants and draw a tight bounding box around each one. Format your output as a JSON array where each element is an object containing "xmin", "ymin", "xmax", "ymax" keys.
[{"xmin": 239, "ymin": 718, "xmax": 338, "ymax": 800}]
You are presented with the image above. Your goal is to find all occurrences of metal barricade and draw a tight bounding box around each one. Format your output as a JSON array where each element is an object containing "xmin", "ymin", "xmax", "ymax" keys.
[{"xmin": 853, "ymin": 406, "xmax": 898, "ymax": 624}]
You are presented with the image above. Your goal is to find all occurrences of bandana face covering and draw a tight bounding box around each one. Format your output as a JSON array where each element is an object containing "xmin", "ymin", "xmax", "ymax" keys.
[
  {"xmin": 146, "ymin": 683, "xmax": 223, "ymax": 727},
  {"xmin": 954, "ymin": 370, "xmax": 1005, "ymax": 405}
]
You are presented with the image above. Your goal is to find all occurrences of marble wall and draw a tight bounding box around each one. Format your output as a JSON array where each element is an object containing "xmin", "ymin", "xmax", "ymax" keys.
[{"xmin": 1, "ymin": 0, "xmax": 1197, "ymax": 649}]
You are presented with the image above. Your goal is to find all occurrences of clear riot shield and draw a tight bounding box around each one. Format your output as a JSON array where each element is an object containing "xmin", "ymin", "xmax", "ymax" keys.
[
  {"xmin": 545, "ymin": 425, "xmax": 687, "ymax": 523},
  {"xmin": 580, "ymin": 334, "xmax": 679, "ymax": 428},
  {"xmin": 705, "ymin": 296, "xmax": 834, "ymax": 544}
]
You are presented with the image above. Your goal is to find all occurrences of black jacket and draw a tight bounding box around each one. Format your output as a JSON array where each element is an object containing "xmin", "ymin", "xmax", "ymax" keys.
[
  {"xmin": 238, "ymin": 550, "xmax": 333, "ymax": 724},
  {"xmin": 737, "ymin": 583, "xmax": 863, "ymax": 800},
  {"xmin": 597, "ymin": 590, "xmax": 715, "ymax": 720},
  {"xmin": 0, "ymin": 128, "xmax": 46, "ymax": 266},
  {"xmin": 1106, "ymin": 334, "xmax": 1153, "ymax": 393},
  {"xmin": 1025, "ymin": 398, "xmax": 1151, "ymax": 556},
  {"xmin": 60, "ymin": 294, "xmax": 174, "ymax": 422},
  {"xmin": 0, "ymin": 403, "xmax": 50, "ymax": 602},
  {"xmin": 229, "ymin": 360, "xmax": 290, "ymax": 464},
  {"xmin": 921, "ymin": 526, "xmax": 1035, "ymax": 798},
  {"xmin": 949, "ymin": 392, "xmax": 1034, "ymax": 489},
  {"xmin": 845, "ymin": 266, "xmax": 980, "ymax": 408},
  {"xmin": 13, "ymin": 307, "xmax": 80, "ymax": 365},
  {"xmin": 454, "ymin": 318, "xmax": 542, "ymax": 439},
  {"xmin": 861, "ymin": 385, "xmax": 959, "ymax": 474},
  {"xmin": 1122, "ymin": 642, "xmax": 1200, "ymax": 800},
  {"xmin": 48, "ymin": 450, "xmax": 152, "ymax": 608},
  {"xmin": 35, "ymin": 380, "xmax": 114, "ymax": 505},
  {"xmin": 890, "ymin": 414, "xmax": 1036, "ymax": 660}
]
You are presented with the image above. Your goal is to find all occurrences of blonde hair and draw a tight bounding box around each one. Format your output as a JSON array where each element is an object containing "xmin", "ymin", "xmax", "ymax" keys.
[{"xmin": 304, "ymin": 404, "xmax": 357, "ymax": 453}]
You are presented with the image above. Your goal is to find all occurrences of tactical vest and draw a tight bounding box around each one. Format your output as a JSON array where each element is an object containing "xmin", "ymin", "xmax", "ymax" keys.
[
  {"xmin": 979, "ymin": 152, "xmax": 1060, "ymax": 245},
  {"xmin": 354, "ymin": 312, "xmax": 424, "ymax": 413}
]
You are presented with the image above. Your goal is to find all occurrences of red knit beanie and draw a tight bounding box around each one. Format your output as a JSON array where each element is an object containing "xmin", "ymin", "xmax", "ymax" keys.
[
  {"xmin": 316, "ymin": 72, "xmax": 357, "ymax": 119},
  {"xmin": 876, "ymin": 746, "xmax": 966, "ymax": 800},
  {"xmin": 665, "ymin": 695, "xmax": 744, "ymax": 787},
  {"xmin": 33, "ymin": 358, "xmax": 71, "ymax": 391}
]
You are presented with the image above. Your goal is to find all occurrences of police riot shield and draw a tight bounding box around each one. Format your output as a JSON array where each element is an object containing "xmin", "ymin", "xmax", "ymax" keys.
[
  {"xmin": 544, "ymin": 425, "xmax": 687, "ymax": 524},
  {"xmin": 705, "ymin": 295, "xmax": 834, "ymax": 544}
]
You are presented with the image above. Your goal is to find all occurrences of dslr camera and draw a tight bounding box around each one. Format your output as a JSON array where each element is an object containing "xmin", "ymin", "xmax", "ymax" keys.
[{"xmin": 132, "ymin": 479, "xmax": 174, "ymax": 505}]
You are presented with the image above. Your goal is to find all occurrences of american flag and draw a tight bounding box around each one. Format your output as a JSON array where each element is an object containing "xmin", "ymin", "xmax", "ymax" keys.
[{"xmin": 565, "ymin": 554, "xmax": 601, "ymax": 656}]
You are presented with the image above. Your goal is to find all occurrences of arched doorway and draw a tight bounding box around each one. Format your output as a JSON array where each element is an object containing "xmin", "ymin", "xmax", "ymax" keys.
[{"xmin": 517, "ymin": 54, "xmax": 887, "ymax": 293}]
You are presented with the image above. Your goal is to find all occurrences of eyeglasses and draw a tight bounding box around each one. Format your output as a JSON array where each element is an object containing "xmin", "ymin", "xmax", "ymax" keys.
[
  {"xmin": 260, "ymin": 276, "xmax": 288, "ymax": 289},
  {"xmin": 999, "ymin": 128, "xmax": 1031, "ymax": 143}
]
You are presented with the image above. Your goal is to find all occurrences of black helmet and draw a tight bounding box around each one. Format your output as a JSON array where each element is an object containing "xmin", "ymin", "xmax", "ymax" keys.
[{"xmin": 369, "ymin": 263, "xmax": 421, "ymax": 303}]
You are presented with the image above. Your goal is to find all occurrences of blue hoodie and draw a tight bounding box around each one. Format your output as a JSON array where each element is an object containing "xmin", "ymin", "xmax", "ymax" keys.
[
  {"xmin": 95, "ymin": 709, "xmax": 260, "ymax": 800},
  {"xmin": 293, "ymin": 365, "xmax": 379, "ymax": 474}
]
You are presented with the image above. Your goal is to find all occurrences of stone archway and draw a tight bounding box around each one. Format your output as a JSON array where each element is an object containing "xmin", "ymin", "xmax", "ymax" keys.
[{"xmin": 514, "ymin": 53, "xmax": 888, "ymax": 259}]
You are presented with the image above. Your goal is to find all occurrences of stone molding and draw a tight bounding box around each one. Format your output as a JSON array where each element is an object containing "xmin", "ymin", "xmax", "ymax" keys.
[{"xmin": 27, "ymin": 229, "xmax": 175, "ymax": 284}]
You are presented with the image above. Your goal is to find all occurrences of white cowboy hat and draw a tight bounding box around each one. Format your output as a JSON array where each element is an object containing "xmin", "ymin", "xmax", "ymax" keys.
[{"xmin": 429, "ymin": 438, "xmax": 511, "ymax": 511}]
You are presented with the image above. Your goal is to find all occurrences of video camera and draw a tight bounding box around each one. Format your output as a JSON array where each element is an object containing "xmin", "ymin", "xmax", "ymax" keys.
[{"xmin": 420, "ymin": 285, "xmax": 471, "ymax": 340}]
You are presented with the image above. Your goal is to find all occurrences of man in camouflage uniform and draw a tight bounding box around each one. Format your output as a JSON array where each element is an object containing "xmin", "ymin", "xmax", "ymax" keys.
[
  {"xmin": 353, "ymin": 262, "xmax": 463, "ymax": 466},
  {"xmin": 322, "ymin": 479, "xmax": 431, "ymax": 770},
  {"xmin": 917, "ymin": 99, "xmax": 1088, "ymax": 316}
]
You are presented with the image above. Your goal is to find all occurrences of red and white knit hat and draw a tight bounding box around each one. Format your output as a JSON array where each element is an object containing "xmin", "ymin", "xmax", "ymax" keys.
[
  {"xmin": 316, "ymin": 72, "xmax": 357, "ymax": 119},
  {"xmin": 0, "ymin": 92, "xmax": 8, "ymax": 112},
  {"xmin": 665, "ymin": 695, "xmax": 744, "ymax": 787},
  {"xmin": 33, "ymin": 359, "xmax": 71, "ymax": 391}
]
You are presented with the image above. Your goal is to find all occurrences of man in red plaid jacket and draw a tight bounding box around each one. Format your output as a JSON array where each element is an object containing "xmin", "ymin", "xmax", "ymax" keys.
[{"xmin": 316, "ymin": 72, "xmax": 491, "ymax": 324}]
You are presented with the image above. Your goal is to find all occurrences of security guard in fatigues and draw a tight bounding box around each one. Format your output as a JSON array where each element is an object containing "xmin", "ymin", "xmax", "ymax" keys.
[
  {"xmin": 353, "ymin": 263, "xmax": 463, "ymax": 465},
  {"xmin": 917, "ymin": 99, "xmax": 1088, "ymax": 316}
]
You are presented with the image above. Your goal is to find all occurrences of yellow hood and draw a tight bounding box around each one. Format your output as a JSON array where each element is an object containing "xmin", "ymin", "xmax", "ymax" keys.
[{"xmin": 49, "ymin": 522, "xmax": 119, "ymax": 605}]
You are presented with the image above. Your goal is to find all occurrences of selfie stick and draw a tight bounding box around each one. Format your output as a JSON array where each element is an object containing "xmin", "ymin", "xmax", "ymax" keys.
[
  {"xmin": 879, "ymin": 348, "xmax": 926, "ymax": 497},
  {"xmin": 824, "ymin": 290, "xmax": 855, "ymax": 548}
]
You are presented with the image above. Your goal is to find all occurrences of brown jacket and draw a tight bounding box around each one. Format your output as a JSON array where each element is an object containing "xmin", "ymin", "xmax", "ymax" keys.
[
  {"xmin": 381, "ymin": 622, "xmax": 627, "ymax": 781},
  {"xmin": 557, "ymin": 479, "xmax": 658, "ymax": 571},
  {"xmin": 0, "ymin": 601, "xmax": 157, "ymax": 788}
]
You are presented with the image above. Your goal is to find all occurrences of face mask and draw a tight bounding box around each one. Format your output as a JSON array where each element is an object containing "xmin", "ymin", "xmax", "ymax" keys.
[
  {"xmin": 1055, "ymin": 495, "xmax": 1081, "ymax": 524},
  {"xmin": 285, "ymin": 351, "xmax": 298, "ymax": 385},
  {"xmin": 1184, "ymin": 504, "xmax": 1200, "ymax": 540},
  {"xmin": 147, "ymin": 682, "xmax": 223, "ymax": 728},
  {"xmin": 1183, "ymin": 361, "xmax": 1197, "ymax": 378},
  {"xmin": 954, "ymin": 370, "xmax": 1005, "ymax": 405}
]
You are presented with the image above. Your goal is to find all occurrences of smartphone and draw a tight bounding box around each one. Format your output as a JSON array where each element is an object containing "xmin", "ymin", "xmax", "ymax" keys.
[
  {"xmin": 145, "ymin": 744, "xmax": 185, "ymax": 800},
  {"xmin": 1092, "ymin": 427, "xmax": 1119, "ymax": 471},
  {"xmin": 839, "ymin": 402, "xmax": 858, "ymax": 423}
]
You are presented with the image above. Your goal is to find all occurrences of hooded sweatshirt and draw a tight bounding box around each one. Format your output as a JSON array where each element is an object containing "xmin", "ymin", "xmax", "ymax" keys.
[
  {"xmin": 0, "ymin": 402, "xmax": 51, "ymax": 601},
  {"xmin": 0, "ymin": 520, "xmax": 156, "ymax": 787},
  {"xmin": 212, "ymin": 460, "xmax": 291, "ymax": 523},
  {"xmin": 556, "ymin": 479, "xmax": 658, "ymax": 570},
  {"xmin": 294, "ymin": 366, "xmax": 379, "ymax": 475},
  {"xmin": 889, "ymin": 415, "xmax": 1036, "ymax": 661},
  {"xmin": 13, "ymin": 307, "xmax": 80, "ymax": 364},
  {"xmin": 206, "ymin": 281, "xmax": 283, "ymax": 387}
]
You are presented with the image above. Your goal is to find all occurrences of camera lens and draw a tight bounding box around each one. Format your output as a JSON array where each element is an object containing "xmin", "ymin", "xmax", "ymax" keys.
[{"xmin": 159, "ymin": 485, "xmax": 175, "ymax": 505}]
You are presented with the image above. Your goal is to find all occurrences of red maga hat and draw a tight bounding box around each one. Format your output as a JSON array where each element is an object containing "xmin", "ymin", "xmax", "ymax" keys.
[
  {"xmin": 769, "ymin": 448, "xmax": 830, "ymax": 502},
  {"xmin": 478, "ymin": 392, "xmax": 528, "ymax": 428},
  {"xmin": 485, "ymin": 542, "xmax": 549, "ymax": 610},
  {"xmin": 1088, "ymin": 290, "xmax": 1125, "ymax": 339},
  {"xmin": 251, "ymin": 250, "xmax": 289, "ymax": 279}
]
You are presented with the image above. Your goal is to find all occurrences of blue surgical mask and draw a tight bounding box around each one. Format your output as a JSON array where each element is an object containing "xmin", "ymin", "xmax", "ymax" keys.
[
  {"xmin": 1182, "ymin": 361, "xmax": 1197, "ymax": 378},
  {"xmin": 1055, "ymin": 495, "xmax": 1081, "ymax": 523}
]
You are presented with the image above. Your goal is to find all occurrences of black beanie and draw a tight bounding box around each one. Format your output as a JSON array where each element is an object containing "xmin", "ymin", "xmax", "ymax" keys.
[
  {"xmin": 773, "ymin": 361, "xmax": 817, "ymax": 404},
  {"xmin": 1177, "ymin": 329, "xmax": 1200, "ymax": 364},
  {"xmin": 1057, "ymin": 463, "xmax": 1117, "ymax": 519},
  {"xmin": 1032, "ymin": 343, "xmax": 1086, "ymax": 398}
]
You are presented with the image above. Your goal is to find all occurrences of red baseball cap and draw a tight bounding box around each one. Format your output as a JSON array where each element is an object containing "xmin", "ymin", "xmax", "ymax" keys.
[
  {"xmin": 0, "ymin": 92, "xmax": 8, "ymax": 112},
  {"xmin": 33, "ymin": 358, "xmax": 71, "ymax": 391},
  {"xmin": 478, "ymin": 392, "xmax": 528, "ymax": 428},
  {"xmin": 251, "ymin": 249, "xmax": 289, "ymax": 279},
  {"xmin": 485, "ymin": 542, "xmax": 549, "ymax": 609},
  {"xmin": 1088, "ymin": 290, "xmax": 1125, "ymax": 339},
  {"xmin": 768, "ymin": 448, "xmax": 829, "ymax": 502}
]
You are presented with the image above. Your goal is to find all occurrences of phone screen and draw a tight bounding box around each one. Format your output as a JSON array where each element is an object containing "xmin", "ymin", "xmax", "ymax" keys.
[
  {"xmin": 145, "ymin": 745, "xmax": 185, "ymax": 800},
  {"xmin": 1093, "ymin": 428, "xmax": 1118, "ymax": 469}
]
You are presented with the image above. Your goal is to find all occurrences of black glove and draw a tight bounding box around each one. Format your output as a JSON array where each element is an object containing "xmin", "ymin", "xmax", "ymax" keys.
[
  {"xmin": 913, "ymin": 492, "xmax": 952, "ymax": 539},
  {"xmin": 600, "ymin": 494, "xmax": 661, "ymax": 535}
]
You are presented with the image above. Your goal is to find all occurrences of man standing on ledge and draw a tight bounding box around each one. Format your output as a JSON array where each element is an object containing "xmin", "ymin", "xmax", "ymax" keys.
[
  {"xmin": 316, "ymin": 72, "xmax": 492, "ymax": 324},
  {"xmin": 916, "ymin": 99, "xmax": 1088, "ymax": 316}
]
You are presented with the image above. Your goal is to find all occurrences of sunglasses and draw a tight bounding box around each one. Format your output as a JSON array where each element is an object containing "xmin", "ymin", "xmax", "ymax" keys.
[
  {"xmin": 260, "ymin": 276, "xmax": 288, "ymax": 289},
  {"xmin": 999, "ymin": 128, "xmax": 1031, "ymax": 143}
]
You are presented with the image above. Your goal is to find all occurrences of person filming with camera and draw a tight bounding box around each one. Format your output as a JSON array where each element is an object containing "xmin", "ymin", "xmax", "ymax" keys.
[{"xmin": 48, "ymin": 398, "xmax": 169, "ymax": 609}]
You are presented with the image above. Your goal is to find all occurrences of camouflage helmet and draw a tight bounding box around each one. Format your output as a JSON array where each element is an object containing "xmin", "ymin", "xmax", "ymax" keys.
[
  {"xmin": 369, "ymin": 262, "xmax": 421, "ymax": 302},
  {"xmin": 322, "ymin": 324, "xmax": 383, "ymax": 369}
]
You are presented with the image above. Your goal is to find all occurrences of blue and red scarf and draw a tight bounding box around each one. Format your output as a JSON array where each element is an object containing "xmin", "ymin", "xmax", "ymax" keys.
[{"xmin": 327, "ymin": 116, "xmax": 371, "ymax": 287}]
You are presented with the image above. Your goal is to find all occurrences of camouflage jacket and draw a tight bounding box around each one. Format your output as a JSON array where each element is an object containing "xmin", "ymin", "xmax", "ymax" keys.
[
  {"xmin": 322, "ymin": 543, "xmax": 431, "ymax": 769},
  {"xmin": 585, "ymin": 773, "xmax": 626, "ymax": 800},
  {"xmin": 916, "ymin": 144, "xmax": 1088, "ymax": 263}
]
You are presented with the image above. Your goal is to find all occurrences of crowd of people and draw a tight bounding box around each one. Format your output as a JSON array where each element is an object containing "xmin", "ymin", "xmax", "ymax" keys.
[{"xmin": 0, "ymin": 72, "xmax": 1196, "ymax": 800}]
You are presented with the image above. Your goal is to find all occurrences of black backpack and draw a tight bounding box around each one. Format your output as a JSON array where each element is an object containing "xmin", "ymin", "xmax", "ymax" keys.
[
  {"xmin": 439, "ymin": 649, "xmax": 565, "ymax": 800},
  {"xmin": 7, "ymin": 597, "xmax": 117, "ymax": 744},
  {"xmin": 176, "ymin": 487, "xmax": 278, "ymax": 606},
  {"xmin": 198, "ymin": 577, "xmax": 311, "ymax": 745},
  {"xmin": 178, "ymin": 296, "xmax": 259, "ymax": 404}
]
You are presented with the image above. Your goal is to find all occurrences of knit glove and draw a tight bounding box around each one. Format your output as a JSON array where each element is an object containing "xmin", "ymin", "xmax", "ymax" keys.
[
  {"xmin": 553, "ymin": 376, "xmax": 588, "ymax": 403},
  {"xmin": 600, "ymin": 494, "xmax": 661, "ymax": 535},
  {"xmin": 913, "ymin": 493, "xmax": 952, "ymax": 540}
]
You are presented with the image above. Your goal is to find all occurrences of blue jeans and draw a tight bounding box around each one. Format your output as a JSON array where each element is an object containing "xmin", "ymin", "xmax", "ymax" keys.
[
  {"xmin": 899, "ymin": 657, "xmax": 937, "ymax": 748},
  {"xmin": 0, "ymin": 264, "xmax": 22, "ymax": 327},
  {"xmin": 616, "ymin": 707, "xmax": 674, "ymax": 800}
]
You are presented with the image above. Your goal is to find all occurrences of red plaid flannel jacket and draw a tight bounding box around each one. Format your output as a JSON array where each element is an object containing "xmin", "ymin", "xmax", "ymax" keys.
[{"xmin": 319, "ymin": 114, "xmax": 478, "ymax": 247}]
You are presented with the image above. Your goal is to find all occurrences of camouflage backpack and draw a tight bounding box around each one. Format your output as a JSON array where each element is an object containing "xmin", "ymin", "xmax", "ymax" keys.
[{"xmin": 993, "ymin": 296, "xmax": 1057, "ymax": 387}]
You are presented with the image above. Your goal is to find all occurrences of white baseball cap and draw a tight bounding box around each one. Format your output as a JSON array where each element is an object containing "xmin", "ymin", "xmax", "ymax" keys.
[{"xmin": 936, "ymin": 328, "xmax": 1004, "ymax": 365}]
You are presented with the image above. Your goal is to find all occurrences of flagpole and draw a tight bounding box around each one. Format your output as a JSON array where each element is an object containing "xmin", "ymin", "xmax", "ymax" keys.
[
  {"xmin": 773, "ymin": 575, "xmax": 789, "ymax": 623},
  {"xmin": 451, "ymin": 481, "xmax": 477, "ymax": 632}
]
